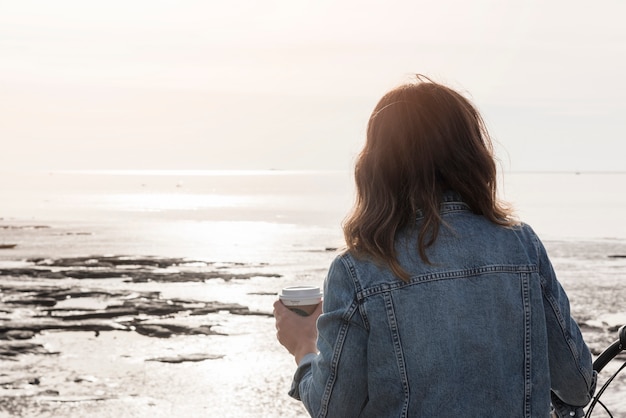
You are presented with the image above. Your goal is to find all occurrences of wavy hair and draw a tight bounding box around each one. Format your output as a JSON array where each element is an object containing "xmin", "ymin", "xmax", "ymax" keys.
[{"xmin": 343, "ymin": 76, "xmax": 515, "ymax": 281}]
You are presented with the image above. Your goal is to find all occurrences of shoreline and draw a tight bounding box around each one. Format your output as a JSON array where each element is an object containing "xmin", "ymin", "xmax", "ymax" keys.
[
  {"xmin": 0, "ymin": 254, "xmax": 309, "ymax": 417},
  {"xmin": 1, "ymin": 210, "xmax": 625, "ymax": 417},
  {"xmin": 1, "ymin": 253, "xmax": 625, "ymax": 417}
]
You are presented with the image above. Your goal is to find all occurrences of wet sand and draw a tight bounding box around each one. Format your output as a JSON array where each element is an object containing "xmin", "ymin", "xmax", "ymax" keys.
[
  {"xmin": 0, "ymin": 255, "xmax": 309, "ymax": 418},
  {"xmin": 1, "ymin": 252, "xmax": 625, "ymax": 417}
]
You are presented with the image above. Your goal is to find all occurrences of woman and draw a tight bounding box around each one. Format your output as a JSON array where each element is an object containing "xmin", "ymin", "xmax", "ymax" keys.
[{"xmin": 274, "ymin": 76, "xmax": 595, "ymax": 417}]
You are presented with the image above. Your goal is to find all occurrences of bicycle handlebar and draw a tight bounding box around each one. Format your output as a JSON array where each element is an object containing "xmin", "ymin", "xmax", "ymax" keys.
[{"xmin": 593, "ymin": 324, "xmax": 626, "ymax": 373}]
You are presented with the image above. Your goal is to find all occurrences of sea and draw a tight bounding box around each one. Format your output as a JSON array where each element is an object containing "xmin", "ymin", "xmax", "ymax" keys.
[
  {"xmin": 2, "ymin": 169, "xmax": 624, "ymax": 257},
  {"xmin": 0, "ymin": 169, "xmax": 625, "ymax": 417}
]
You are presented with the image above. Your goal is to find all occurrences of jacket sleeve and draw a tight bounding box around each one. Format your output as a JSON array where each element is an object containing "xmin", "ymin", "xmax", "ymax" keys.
[
  {"xmin": 288, "ymin": 255, "xmax": 369, "ymax": 418},
  {"xmin": 532, "ymin": 233, "xmax": 596, "ymax": 416}
]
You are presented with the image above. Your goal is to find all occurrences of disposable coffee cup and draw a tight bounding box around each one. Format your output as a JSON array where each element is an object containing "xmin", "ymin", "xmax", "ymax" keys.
[{"xmin": 279, "ymin": 285, "xmax": 322, "ymax": 317}]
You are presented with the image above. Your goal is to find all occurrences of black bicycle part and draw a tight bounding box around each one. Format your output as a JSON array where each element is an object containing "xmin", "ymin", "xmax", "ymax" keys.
[
  {"xmin": 584, "ymin": 325, "xmax": 626, "ymax": 418},
  {"xmin": 593, "ymin": 325, "xmax": 626, "ymax": 373}
]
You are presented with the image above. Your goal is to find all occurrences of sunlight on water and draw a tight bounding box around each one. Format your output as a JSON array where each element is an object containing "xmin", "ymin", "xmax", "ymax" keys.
[
  {"xmin": 169, "ymin": 220, "xmax": 291, "ymax": 261},
  {"xmin": 99, "ymin": 193, "xmax": 253, "ymax": 212},
  {"xmin": 58, "ymin": 169, "xmax": 328, "ymax": 177}
]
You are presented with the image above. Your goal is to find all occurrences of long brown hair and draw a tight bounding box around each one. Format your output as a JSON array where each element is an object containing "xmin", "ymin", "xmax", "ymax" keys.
[{"xmin": 343, "ymin": 76, "xmax": 515, "ymax": 281}]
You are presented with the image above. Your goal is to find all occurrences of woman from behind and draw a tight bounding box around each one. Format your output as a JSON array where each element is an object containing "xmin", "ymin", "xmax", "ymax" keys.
[{"xmin": 274, "ymin": 76, "xmax": 595, "ymax": 417}]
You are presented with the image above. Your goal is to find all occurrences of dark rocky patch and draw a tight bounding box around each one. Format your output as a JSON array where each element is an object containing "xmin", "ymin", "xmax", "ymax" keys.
[
  {"xmin": 146, "ymin": 353, "xmax": 224, "ymax": 363},
  {"xmin": 0, "ymin": 255, "xmax": 281, "ymax": 282},
  {"xmin": 31, "ymin": 255, "xmax": 198, "ymax": 269},
  {"xmin": 0, "ymin": 225, "xmax": 50, "ymax": 230},
  {"xmin": 131, "ymin": 322, "xmax": 219, "ymax": 338},
  {"xmin": 0, "ymin": 255, "xmax": 278, "ymax": 360},
  {"xmin": 0, "ymin": 341, "xmax": 59, "ymax": 359}
]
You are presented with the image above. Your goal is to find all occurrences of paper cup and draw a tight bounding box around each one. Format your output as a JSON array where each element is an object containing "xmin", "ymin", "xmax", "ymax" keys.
[{"xmin": 279, "ymin": 285, "xmax": 322, "ymax": 316}]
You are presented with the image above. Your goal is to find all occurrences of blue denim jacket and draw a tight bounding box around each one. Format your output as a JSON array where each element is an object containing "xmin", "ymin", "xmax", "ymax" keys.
[{"xmin": 289, "ymin": 193, "xmax": 595, "ymax": 417}]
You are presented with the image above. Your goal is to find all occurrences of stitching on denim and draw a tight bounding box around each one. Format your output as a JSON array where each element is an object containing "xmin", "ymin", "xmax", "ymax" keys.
[
  {"xmin": 341, "ymin": 254, "xmax": 370, "ymax": 331},
  {"xmin": 535, "ymin": 237, "xmax": 593, "ymax": 390},
  {"xmin": 522, "ymin": 272, "xmax": 532, "ymax": 418},
  {"xmin": 539, "ymin": 273, "xmax": 593, "ymax": 392},
  {"xmin": 357, "ymin": 265, "xmax": 537, "ymax": 299},
  {"xmin": 384, "ymin": 292, "xmax": 410, "ymax": 418},
  {"xmin": 415, "ymin": 201, "xmax": 471, "ymax": 220},
  {"xmin": 317, "ymin": 315, "xmax": 351, "ymax": 418}
]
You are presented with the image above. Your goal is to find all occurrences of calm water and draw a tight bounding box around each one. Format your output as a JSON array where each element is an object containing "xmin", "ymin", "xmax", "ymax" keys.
[
  {"xmin": 1, "ymin": 170, "xmax": 625, "ymax": 255},
  {"xmin": 1, "ymin": 169, "xmax": 625, "ymax": 322},
  {"xmin": 0, "ymin": 170, "xmax": 351, "ymax": 263},
  {"xmin": 1, "ymin": 170, "xmax": 625, "ymax": 417}
]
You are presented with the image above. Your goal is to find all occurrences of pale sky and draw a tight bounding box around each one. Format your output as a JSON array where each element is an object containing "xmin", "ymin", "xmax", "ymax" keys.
[{"xmin": 1, "ymin": 0, "xmax": 625, "ymax": 172}]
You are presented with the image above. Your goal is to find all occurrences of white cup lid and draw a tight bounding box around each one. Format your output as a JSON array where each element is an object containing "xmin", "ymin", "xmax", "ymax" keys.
[{"xmin": 279, "ymin": 285, "xmax": 322, "ymax": 300}]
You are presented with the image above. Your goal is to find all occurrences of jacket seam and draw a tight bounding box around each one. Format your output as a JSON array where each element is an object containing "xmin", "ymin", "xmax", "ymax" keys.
[
  {"xmin": 317, "ymin": 312, "xmax": 353, "ymax": 418},
  {"xmin": 539, "ymin": 276, "xmax": 592, "ymax": 390},
  {"xmin": 533, "ymin": 236, "xmax": 592, "ymax": 391},
  {"xmin": 356, "ymin": 265, "xmax": 537, "ymax": 300},
  {"xmin": 339, "ymin": 254, "xmax": 370, "ymax": 331},
  {"xmin": 522, "ymin": 272, "xmax": 532, "ymax": 418},
  {"xmin": 384, "ymin": 292, "xmax": 410, "ymax": 418}
]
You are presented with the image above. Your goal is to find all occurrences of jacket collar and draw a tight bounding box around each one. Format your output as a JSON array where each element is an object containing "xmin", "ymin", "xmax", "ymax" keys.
[{"xmin": 415, "ymin": 190, "xmax": 470, "ymax": 219}]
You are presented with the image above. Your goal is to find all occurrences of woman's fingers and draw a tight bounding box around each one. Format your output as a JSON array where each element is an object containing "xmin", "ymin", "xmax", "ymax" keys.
[{"xmin": 273, "ymin": 298, "xmax": 320, "ymax": 359}]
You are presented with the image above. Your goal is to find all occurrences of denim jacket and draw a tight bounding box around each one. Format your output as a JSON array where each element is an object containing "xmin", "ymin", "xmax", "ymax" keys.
[{"xmin": 289, "ymin": 193, "xmax": 595, "ymax": 417}]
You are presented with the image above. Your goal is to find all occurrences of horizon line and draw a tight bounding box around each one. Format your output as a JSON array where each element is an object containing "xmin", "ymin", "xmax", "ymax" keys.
[{"xmin": 2, "ymin": 169, "xmax": 625, "ymax": 176}]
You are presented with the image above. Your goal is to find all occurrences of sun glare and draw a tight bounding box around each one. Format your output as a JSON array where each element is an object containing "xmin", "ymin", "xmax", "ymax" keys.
[
  {"xmin": 103, "ymin": 193, "xmax": 250, "ymax": 212},
  {"xmin": 162, "ymin": 220, "xmax": 297, "ymax": 263}
]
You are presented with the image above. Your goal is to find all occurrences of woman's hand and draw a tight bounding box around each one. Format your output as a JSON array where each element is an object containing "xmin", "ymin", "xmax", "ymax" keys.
[{"xmin": 274, "ymin": 300, "xmax": 322, "ymax": 365}]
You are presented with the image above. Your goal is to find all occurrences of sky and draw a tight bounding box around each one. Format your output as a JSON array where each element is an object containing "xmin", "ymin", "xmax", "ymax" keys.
[{"xmin": 1, "ymin": 0, "xmax": 625, "ymax": 172}]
